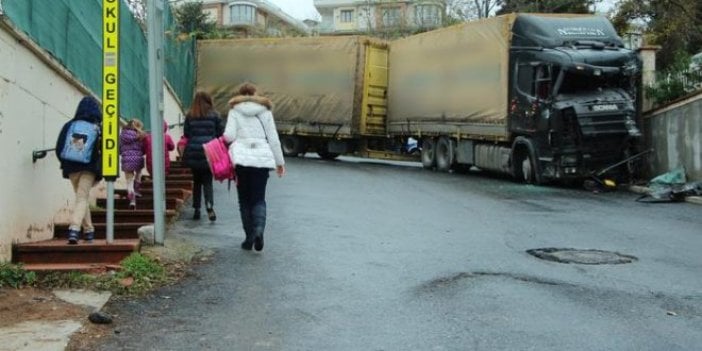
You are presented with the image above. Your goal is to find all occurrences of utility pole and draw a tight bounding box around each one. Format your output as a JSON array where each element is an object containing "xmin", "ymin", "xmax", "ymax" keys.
[
  {"xmin": 102, "ymin": 0, "xmax": 121, "ymax": 244},
  {"xmin": 147, "ymin": 0, "xmax": 166, "ymax": 245}
]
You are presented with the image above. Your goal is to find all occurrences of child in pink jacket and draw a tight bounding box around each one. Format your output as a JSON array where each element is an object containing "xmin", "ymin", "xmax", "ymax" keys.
[{"xmin": 143, "ymin": 121, "xmax": 175, "ymax": 176}]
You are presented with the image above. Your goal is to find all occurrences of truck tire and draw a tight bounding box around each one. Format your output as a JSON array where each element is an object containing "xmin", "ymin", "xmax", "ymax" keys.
[
  {"xmin": 512, "ymin": 138, "xmax": 543, "ymax": 185},
  {"xmin": 421, "ymin": 138, "xmax": 436, "ymax": 169},
  {"xmin": 281, "ymin": 135, "xmax": 304, "ymax": 157},
  {"xmin": 435, "ymin": 136, "xmax": 454, "ymax": 172}
]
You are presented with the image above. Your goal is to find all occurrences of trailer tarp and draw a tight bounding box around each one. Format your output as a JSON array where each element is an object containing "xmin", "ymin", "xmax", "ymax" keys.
[
  {"xmin": 198, "ymin": 37, "xmax": 365, "ymax": 136},
  {"xmin": 387, "ymin": 15, "xmax": 515, "ymax": 138}
]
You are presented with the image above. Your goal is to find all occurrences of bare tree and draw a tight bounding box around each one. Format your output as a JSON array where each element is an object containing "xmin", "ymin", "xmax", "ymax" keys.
[
  {"xmin": 126, "ymin": 0, "xmax": 147, "ymax": 26},
  {"xmin": 446, "ymin": 0, "xmax": 502, "ymax": 22}
]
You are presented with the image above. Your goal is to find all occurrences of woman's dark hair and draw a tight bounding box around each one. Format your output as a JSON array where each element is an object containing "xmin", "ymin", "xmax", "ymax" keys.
[
  {"xmin": 238, "ymin": 83, "xmax": 257, "ymax": 96},
  {"xmin": 189, "ymin": 91, "xmax": 214, "ymax": 118}
]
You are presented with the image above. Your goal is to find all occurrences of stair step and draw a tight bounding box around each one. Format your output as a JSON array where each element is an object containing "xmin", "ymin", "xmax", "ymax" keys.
[
  {"xmin": 13, "ymin": 239, "xmax": 140, "ymax": 265},
  {"xmin": 115, "ymin": 188, "xmax": 190, "ymax": 200},
  {"xmin": 144, "ymin": 174, "xmax": 194, "ymax": 181},
  {"xmin": 54, "ymin": 223, "xmax": 148, "ymax": 240},
  {"xmin": 140, "ymin": 180, "xmax": 193, "ymax": 191},
  {"xmin": 168, "ymin": 167, "xmax": 191, "ymax": 175},
  {"xmin": 97, "ymin": 197, "xmax": 182, "ymax": 210},
  {"xmin": 20, "ymin": 263, "xmax": 122, "ymax": 273},
  {"xmin": 91, "ymin": 209, "xmax": 177, "ymax": 223}
]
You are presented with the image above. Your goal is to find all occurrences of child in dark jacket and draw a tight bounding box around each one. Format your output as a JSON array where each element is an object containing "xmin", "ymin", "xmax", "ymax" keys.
[
  {"xmin": 120, "ymin": 119, "xmax": 145, "ymax": 209},
  {"xmin": 183, "ymin": 91, "xmax": 224, "ymax": 221},
  {"xmin": 55, "ymin": 96, "xmax": 103, "ymax": 244},
  {"xmin": 143, "ymin": 120, "xmax": 176, "ymax": 176}
]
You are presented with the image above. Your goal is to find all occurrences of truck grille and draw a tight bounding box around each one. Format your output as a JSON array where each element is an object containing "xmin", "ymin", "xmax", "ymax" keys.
[{"xmin": 577, "ymin": 113, "xmax": 628, "ymax": 137}]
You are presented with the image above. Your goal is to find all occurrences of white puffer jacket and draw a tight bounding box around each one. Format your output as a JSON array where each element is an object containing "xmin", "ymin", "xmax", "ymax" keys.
[{"xmin": 223, "ymin": 96, "xmax": 285, "ymax": 169}]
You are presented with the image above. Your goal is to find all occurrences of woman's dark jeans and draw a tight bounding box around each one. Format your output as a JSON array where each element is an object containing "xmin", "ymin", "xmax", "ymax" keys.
[
  {"xmin": 191, "ymin": 168, "xmax": 214, "ymax": 209},
  {"xmin": 236, "ymin": 166, "xmax": 270, "ymax": 242}
]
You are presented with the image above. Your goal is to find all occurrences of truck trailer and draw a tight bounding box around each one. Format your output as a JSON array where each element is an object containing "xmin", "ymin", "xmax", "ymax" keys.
[
  {"xmin": 388, "ymin": 14, "xmax": 642, "ymax": 183},
  {"xmin": 197, "ymin": 36, "xmax": 394, "ymax": 160}
]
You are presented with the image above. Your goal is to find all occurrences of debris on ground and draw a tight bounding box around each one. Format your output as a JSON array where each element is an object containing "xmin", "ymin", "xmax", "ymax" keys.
[
  {"xmin": 88, "ymin": 311, "xmax": 113, "ymax": 325},
  {"xmin": 636, "ymin": 167, "xmax": 702, "ymax": 203}
]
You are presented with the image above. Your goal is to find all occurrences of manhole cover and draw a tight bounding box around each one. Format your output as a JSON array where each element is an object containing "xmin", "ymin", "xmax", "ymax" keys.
[{"xmin": 527, "ymin": 248, "xmax": 637, "ymax": 265}]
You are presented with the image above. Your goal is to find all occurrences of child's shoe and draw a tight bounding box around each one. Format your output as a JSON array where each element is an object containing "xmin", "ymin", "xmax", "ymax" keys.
[
  {"xmin": 128, "ymin": 192, "xmax": 137, "ymax": 210},
  {"xmin": 67, "ymin": 229, "xmax": 80, "ymax": 245},
  {"xmin": 134, "ymin": 181, "xmax": 142, "ymax": 197},
  {"xmin": 84, "ymin": 230, "xmax": 95, "ymax": 243},
  {"xmin": 207, "ymin": 208, "xmax": 217, "ymax": 222}
]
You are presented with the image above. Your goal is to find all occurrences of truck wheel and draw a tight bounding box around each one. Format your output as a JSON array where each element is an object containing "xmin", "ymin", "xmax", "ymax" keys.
[
  {"xmin": 521, "ymin": 154, "xmax": 536, "ymax": 184},
  {"xmin": 435, "ymin": 136, "xmax": 454, "ymax": 172},
  {"xmin": 281, "ymin": 135, "xmax": 304, "ymax": 157},
  {"xmin": 421, "ymin": 138, "xmax": 436, "ymax": 169},
  {"xmin": 512, "ymin": 145, "xmax": 542, "ymax": 184}
]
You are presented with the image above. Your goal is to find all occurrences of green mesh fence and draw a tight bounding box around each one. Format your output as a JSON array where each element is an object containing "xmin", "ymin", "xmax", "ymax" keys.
[
  {"xmin": 0, "ymin": 0, "xmax": 196, "ymax": 129},
  {"xmin": 165, "ymin": 8, "xmax": 195, "ymax": 109}
]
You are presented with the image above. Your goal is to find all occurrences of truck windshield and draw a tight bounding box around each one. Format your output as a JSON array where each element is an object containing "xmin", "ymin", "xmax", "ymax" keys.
[{"xmin": 556, "ymin": 70, "xmax": 628, "ymax": 95}]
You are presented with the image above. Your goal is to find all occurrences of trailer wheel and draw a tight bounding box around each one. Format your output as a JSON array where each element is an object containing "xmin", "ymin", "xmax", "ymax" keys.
[
  {"xmin": 317, "ymin": 150, "xmax": 340, "ymax": 160},
  {"xmin": 421, "ymin": 138, "xmax": 436, "ymax": 169},
  {"xmin": 435, "ymin": 136, "xmax": 454, "ymax": 172},
  {"xmin": 281, "ymin": 135, "xmax": 304, "ymax": 157}
]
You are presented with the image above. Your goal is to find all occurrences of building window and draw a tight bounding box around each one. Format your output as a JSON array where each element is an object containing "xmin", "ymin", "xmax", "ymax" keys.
[
  {"xmin": 203, "ymin": 8, "xmax": 218, "ymax": 23},
  {"xmin": 230, "ymin": 3, "xmax": 256, "ymax": 25},
  {"xmin": 416, "ymin": 5, "xmax": 440, "ymax": 26},
  {"xmin": 340, "ymin": 9, "xmax": 354, "ymax": 23},
  {"xmin": 382, "ymin": 7, "xmax": 401, "ymax": 27}
]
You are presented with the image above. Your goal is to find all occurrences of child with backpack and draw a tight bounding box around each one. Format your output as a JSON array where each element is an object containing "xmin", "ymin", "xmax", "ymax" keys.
[
  {"xmin": 120, "ymin": 119, "xmax": 145, "ymax": 209},
  {"xmin": 143, "ymin": 120, "xmax": 175, "ymax": 176},
  {"xmin": 55, "ymin": 96, "xmax": 103, "ymax": 245}
]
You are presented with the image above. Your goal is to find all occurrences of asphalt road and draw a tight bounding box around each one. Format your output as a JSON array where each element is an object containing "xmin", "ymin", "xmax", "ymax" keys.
[{"xmin": 99, "ymin": 156, "xmax": 702, "ymax": 351}]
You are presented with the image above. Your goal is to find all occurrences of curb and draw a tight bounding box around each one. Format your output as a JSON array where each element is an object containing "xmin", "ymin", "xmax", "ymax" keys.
[{"xmin": 628, "ymin": 185, "xmax": 702, "ymax": 205}]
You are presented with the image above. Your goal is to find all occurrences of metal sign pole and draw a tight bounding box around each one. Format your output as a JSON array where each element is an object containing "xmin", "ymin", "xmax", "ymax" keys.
[
  {"xmin": 148, "ymin": 0, "xmax": 166, "ymax": 245},
  {"xmin": 102, "ymin": 0, "xmax": 120, "ymax": 244}
]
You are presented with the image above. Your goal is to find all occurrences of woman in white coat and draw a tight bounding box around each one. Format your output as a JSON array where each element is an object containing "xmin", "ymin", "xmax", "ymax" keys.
[{"xmin": 223, "ymin": 83, "xmax": 285, "ymax": 251}]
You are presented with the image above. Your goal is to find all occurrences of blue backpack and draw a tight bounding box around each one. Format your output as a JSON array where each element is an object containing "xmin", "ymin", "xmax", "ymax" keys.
[{"xmin": 59, "ymin": 120, "xmax": 99, "ymax": 163}]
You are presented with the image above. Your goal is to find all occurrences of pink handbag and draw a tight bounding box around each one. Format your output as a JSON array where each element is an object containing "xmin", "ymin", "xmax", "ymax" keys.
[{"xmin": 202, "ymin": 137, "xmax": 235, "ymax": 182}]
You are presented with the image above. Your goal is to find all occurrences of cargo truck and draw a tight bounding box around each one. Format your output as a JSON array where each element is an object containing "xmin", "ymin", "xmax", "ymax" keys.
[
  {"xmin": 197, "ymin": 36, "xmax": 397, "ymax": 160},
  {"xmin": 197, "ymin": 13, "xmax": 642, "ymax": 184},
  {"xmin": 388, "ymin": 14, "xmax": 642, "ymax": 183}
]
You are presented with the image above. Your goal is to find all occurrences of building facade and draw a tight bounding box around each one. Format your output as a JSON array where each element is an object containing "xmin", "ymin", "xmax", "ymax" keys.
[
  {"xmin": 314, "ymin": 0, "xmax": 444, "ymax": 35},
  {"xmin": 199, "ymin": 0, "xmax": 310, "ymax": 36}
]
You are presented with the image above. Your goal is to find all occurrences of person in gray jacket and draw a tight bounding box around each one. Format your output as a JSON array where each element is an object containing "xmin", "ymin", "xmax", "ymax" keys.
[{"xmin": 223, "ymin": 83, "xmax": 285, "ymax": 251}]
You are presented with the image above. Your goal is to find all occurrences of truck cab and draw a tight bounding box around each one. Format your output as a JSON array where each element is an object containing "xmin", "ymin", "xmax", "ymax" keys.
[{"xmin": 508, "ymin": 15, "xmax": 641, "ymax": 183}]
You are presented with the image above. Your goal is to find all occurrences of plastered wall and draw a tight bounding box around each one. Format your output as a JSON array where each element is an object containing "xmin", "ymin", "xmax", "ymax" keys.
[{"xmin": 0, "ymin": 23, "xmax": 185, "ymax": 261}]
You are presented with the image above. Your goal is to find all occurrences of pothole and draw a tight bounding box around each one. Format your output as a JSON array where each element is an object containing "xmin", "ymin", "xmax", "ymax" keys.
[{"xmin": 527, "ymin": 248, "xmax": 637, "ymax": 265}]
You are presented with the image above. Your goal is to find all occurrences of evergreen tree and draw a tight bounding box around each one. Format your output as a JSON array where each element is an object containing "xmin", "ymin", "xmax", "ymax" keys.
[{"xmin": 174, "ymin": 1, "xmax": 214, "ymax": 37}]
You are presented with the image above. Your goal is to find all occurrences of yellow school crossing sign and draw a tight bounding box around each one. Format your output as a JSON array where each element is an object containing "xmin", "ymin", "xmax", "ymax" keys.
[{"xmin": 102, "ymin": 0, "xmax": 119, "ymax": 178}]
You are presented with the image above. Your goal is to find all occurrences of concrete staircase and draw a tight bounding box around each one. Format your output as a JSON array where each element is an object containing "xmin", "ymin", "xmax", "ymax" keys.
[{"xmin": 12, "ymin": 162, "xmax": 192, "ymax": 272}]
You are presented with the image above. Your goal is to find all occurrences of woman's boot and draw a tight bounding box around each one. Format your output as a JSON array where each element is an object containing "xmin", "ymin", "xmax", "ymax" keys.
[
  {"xmin": 251, "ymin": 203, "xmax": 266, "ymax": 251},
  {"xmin": 240, "ymin": 207, "xmax": 254, "ymax": 250}
]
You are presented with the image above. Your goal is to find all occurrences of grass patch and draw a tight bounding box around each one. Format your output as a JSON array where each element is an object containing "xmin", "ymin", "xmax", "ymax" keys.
[
  {"xmin": 0, "ymin": 263, "xmax": 37, "ymax": 288},
  {"xmin": 34, "ymin": 253, "xmax": 170, "ymax": 296}
]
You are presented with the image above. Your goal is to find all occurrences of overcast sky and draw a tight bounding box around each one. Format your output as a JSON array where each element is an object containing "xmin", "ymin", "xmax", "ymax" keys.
[
  {"xmin": 266, "ymin": 0, "xmax": 618, "ymax": 21},
  {"xmin": 267, "ymin": 0, "xmax": 320, "ymax": 20}
]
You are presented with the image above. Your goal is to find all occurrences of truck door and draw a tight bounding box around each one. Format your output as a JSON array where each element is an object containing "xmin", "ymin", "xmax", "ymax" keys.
[
  {"xmin": 511, "ymin": 59, "xmax": 552, "ymax": 133},
  {"xmin": 360, "ymin": 45, "xmax": 389, "ymax": 136}
]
